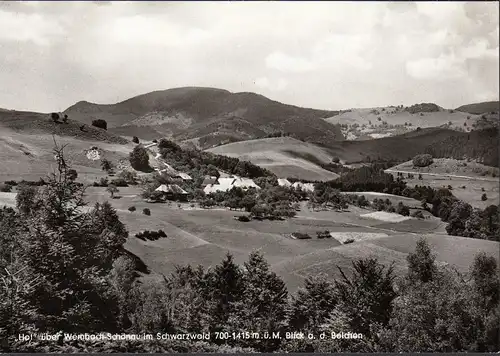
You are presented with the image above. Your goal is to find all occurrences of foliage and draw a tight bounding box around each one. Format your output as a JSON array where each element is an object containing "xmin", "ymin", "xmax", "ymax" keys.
[
  {"xmin": 129, "ymin": 146, "xmax": 150, "ymax": 171},
  {"xmin": 91, "ymin": 119, "xmax": 108, "ymax": 130},
  {"xmin": 135, "ymin": 230, "xmax": 167, "ymax": 241},
  {"xmin": 412, "ymin": 154, "xmax": 434, "ymax": 167},
  {"xmin": 106, "ymin": 184, "xmax": 119, "ymax": 198},
  {"xmin": 132, "ymin": 136, "xmax": 139, "ymax": 144},
  {"xmin": 142, "ymin": 208, "xmax": 151, "ymax": 216}
]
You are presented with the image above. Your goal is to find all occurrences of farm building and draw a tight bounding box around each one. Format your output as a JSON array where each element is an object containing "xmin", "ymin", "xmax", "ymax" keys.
[
  {"xmin": 155, "ymin": 184, "xmax": 189, "ymax": 201},
  {"xmin": 292, "ymin": 182, "xmax": 315, "ymax": 193},
  {"xmin": 277, "ymin": 178, "xmax": 292, "ymax": 187},
  {"xmin": 177, "ymin": 172, "xmax": 192, "ymax": 180},
  {"xmin": 202, "ymin": 176, "xmax": 218, "ymax": 187},
  {"xmin": 203, "ymin": 177, "xmax": 260, "ymax": 194}
]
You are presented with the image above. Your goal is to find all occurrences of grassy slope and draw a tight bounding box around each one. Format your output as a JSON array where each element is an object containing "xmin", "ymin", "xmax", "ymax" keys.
[
  {"xmin": 314, "ymin": 127, "xmax": 498, "ymax": 167},
  {"xmin": 206, "ymin": 137, "xmax": 339, "ymax": 181},
  {"xmin": 64, "ymin": 87, "xmax": 344, "ymax": 149},
  {"xmin": 456, "ymin": 101, "xmax": 499, "ymax": 115}
]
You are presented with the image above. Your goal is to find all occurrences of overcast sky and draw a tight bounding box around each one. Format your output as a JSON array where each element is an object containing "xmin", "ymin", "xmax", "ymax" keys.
[{"xmin": 0, "ymin": 1, "xmax": 498, "ymax": 112}]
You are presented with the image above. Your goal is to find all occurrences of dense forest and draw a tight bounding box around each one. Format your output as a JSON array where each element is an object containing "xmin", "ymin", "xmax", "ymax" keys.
[{"xmin": 1, "ymin": 149, "xmax": 498, "ymax": 352}]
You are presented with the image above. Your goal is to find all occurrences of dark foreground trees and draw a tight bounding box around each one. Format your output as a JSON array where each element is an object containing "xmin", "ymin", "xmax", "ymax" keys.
[{"xmin": 0, "ymin": 147, "xmax": 498, "ymax": 352}]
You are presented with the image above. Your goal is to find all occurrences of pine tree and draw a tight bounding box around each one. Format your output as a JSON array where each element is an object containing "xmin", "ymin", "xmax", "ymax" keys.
[
  {"xmin": 288, "ymin": 274, "xmax": 336, "ymax": 333},
  {"xmin": 12, "ymin": 142, "xmax": 128, "ymax": 333},
  {"xmin": 230, "ymin": 251, "xmax": 288, "ymax": 351},
  {"xmin": 333, "ymin": 258, "xmax": 396, "ymax": 336}
]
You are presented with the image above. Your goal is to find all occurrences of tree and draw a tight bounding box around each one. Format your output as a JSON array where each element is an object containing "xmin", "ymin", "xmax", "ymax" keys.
[
  {"xmin": 396, "ymin": 202, "xmax": 410, "ymax": 216},
  {"xmin": 132, "ymin": 136, "xmax": 139, "ymax": 144},
  {"xmin": 142, "ymin": 208, "xmax": 151, "ymax": 216},
  {"xmin": 100, "ymin": 159, "xmax": 113, "ymax": 173},
  {"xmin": 405, "ymin": 238, "xmax": 438, "ymax": 284},
  {"xmin": 50, "ymin": 113, "xmax": 59, "ymax": 123},
  {"xmin": 91, "ymin": 119, "xmax": 107, "ymax": 130},
  {"xmin": 481, "ymin": 193, "xmax": 487, "ymax": 201},
  {"xmin": 7, "ymin": 142, "xmax": 127, "ymax": 335},
  {"xmin": 129, "ymin": 146, "xmax": 150, "ymax": 171},
  {"xmin": 106, "ymin": 184, "xmax": 119, "ymax": 198},
  {"xmin": 231, "ymin": 252, "xmax": 288, "ymax": 351},
  {"xmin": 205, "ymin": 254, "xmax": 245, "ymax": 337},
  {"xmin": 288, "ymin": 274, "xmax": 336, "ymax": 333},
  {"xmin": 334, "ymin": 258, "xmax": 396, "ymax": 336},
  {"xmin": 412, "ymin": 154, "xmax": 433, "ymax": 167},
  {"xmin": 67, "ymin": 169, "xmax": 78, "ymax": 181}
]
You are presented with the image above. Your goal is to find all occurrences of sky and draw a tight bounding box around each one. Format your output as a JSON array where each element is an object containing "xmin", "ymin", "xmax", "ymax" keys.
[{"xmin": 0, "ymin": 1, "xmax": 498, "ymax": 113}]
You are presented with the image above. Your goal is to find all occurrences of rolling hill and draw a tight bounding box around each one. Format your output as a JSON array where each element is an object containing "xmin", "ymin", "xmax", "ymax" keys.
[
  {"xmin": 322, "ymin": 102, "xmax": 496, "ymax": 140},
  {"xmin": 206, "ymin": 137, "xmax": 339, "ymax": 181},
  {"xmin": 456, "ymin": 101, "xmax": 499, "ymax": 115},
  {"xmin": 314, "ymin": 127, "xmax": 499, "ymax": 167},
  {"xmin": 0, "ymin": 109, "xmax": 135, "ymax": 183},
  {"xmin": 64, "ymin": 87, "xmax": 344, "ymax": 149}
]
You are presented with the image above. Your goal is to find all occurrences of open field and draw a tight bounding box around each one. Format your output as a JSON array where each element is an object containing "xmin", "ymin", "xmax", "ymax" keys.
[
  {"xmin": 79, "ymin": 187, "xmax": 494, "ymax": 291},
  {"xmin": 0, "ymin": 129, "xmax": 135, "ymax": 184},
  {"xmin": 322, "ymin": 106, "xmax": 485, "ymax": 141},
  {"xmin": 388, "ymin": 158, "xmax": 499, "ymax": 179},
  {"xmin": 385, "ymin": 168, "xmax": 499, "ymax": 210},
  {"xmin": 207, "ymin": 137, "xmax": 339, "ymax": 181},
  {"xmin": 1, "ymin": 183, "xmax": 496, "ymax": 292}
]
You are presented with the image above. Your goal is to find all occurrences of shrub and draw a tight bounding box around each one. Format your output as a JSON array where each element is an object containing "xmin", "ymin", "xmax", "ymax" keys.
[
  {"xmin": 411, "ymin": 210, "xmax": 425, "ymax": 219},
  {"xmin": 4, "ymin": 180, "xmax": 17, "ymax": 186},
  {"xmin": 101, "ymin": 159, "xmax": 113, "ymax": 172},
  {"xmin": 396, "ymin": 202, "xmax": 410, "ymax": 216},
  {"xmin": 132, "ymin": 136, "xmax": 139, "ymax": 144},
  {"xmin": 292, "ymin": 232, "xmax": 311, "ymax": 240},
  {"xmin": 91, "ymin": 119, "xmax": 108, "ymax": 130},
  {"xmin": 237, "ymin": 215, "xmax": 251, "ymax": 222},
  {"xmin": 152, "ymin": 139, "xmax": 158, "ymax": 143},
  {"xmin": 412, "ymin": 154, "xmax": 434, "ymax": 167},
  {"xmin": 316, "ymin": 230, "xmax": 331, "ymax": 239},
  {"xmin": 481, "ymin": 193, "xmax": 488, "ymax": 201},
  {"xmin": 344, "ymin": 238, "xmax": 355, "ymax": 244},
  {"xmin": 128, "ymin": 206, "xmax": 136, "ymax": 212},
  {"xmin": 142, "ymin": 208, "xmax": 151, "ymax": 216},
  {"xmin": 332, "ymin": 156, "xmax": 340, "ymax": 164},
  {"xmin": 50, "ymin": 112, "xmax": 60, "ymax": 123},
  {"xmin": 135, "ymin": 229, "xmax": 167, "ymax": 241},
  {"xmin": 0, "ymin": 183, "xmax": 12, "ymax": 192},
  {"xmin": 129, "ymin": 146, "xmax": 150, "ymax": 171}
]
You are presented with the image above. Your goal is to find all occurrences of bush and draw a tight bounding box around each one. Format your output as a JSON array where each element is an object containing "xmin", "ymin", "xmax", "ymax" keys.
[
  {"xmin": 481, "ymin": 193, "xmax": 488, "ymax": 201},
  {"xmin": 344, "ymin": 238, "xmax": 355, "ymax": 244},
  {"xmin": 0, "ymin": 183, "xmax": 13, "ymax": 192},
  {"xmin": 129, "ymin": 146, "xmax": 150, "ymax": 171},
  {"xmin": 396, "ymin": 202, "xmax": 410, "ymax": 216},
  {"xmin": 316, "ymin": 230, "xmax": 331, "ymax": 239},
  {"xmin": 132, "ymin": 136, "xmax": 139, "ymax": 144},
  {"xmin": 142, "ymin": 208, "xmax": 151, "ymax": 216},
  {"xmin": 412, "ymin": 154, "xmax": 434, "ymax": 167},
  {"xmin": 109, "ymin": 178, "xmax": 129, "ymax": 187},
  {"xmin": 135, "ymin": 229, "xmax": 167, "ymax": 241},
  {"xmin": 128, "ymin": 206, "xmax": 136, "ymax": 212},
  {"xmin": 332, "ymin": 156, "xmax": 340, "ymax": 164},
  {"xmin": 411, "ymin": 210, "xmax": 425, "ymax": 219},
  {"xmin": 292, "ymin": 232, "xmax": 311, "ymax": 240},
  {"xmin": 91, "ymin": 119, "xmax": 107, "ymax": 130},
  {"xmin": 237, "ymin": 215, "xmax": 251, "ymax": 222}
]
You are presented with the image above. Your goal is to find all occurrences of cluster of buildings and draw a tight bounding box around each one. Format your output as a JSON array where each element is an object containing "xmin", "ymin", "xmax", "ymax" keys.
[{"xmin": 144, "ymin": 141, "xmax": 316, "ymax": 202}]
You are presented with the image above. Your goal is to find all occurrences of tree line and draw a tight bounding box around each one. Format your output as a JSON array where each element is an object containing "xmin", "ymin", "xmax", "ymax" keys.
[{"xmin": 0, "ymin": 147, "xmax": 498, "ymax": 352}]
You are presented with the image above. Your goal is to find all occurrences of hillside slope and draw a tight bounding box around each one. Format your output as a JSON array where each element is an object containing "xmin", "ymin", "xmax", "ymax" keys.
[
  {"xmin": 0, "ymin": 109, "xmax": 128, "ymax": 144},
  {"xmin": 315, "ymin": 127, "xmax": 499, "ymax": 167},
  {"xmin": 323, "ymin": 103, "xmax": 488, "ymax": 140},
  {"xmin": 456, "ymin": 101, "xmax": 499, "ymax": 115},
  {"xmin": 64, "ymin": 87, "xmax": 344, "ymax": 149},
  {"xmin": 207, "ymin": 137, "xmax": 339, "ymax": 181}
]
